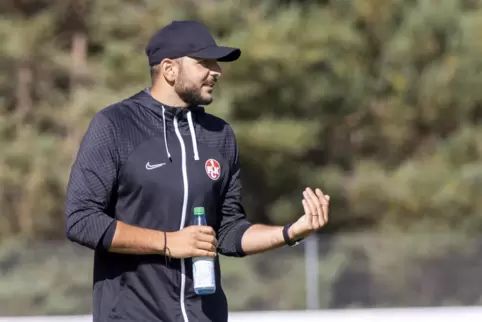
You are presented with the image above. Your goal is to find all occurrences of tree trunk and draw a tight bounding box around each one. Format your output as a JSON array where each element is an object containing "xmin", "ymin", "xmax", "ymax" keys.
[
  {"xmin": 70, "ymin": 31, "xmax": 88, "ymax": 90},
  {"xmin": 15, "ymin": 58, "xmax": 33, "ymax": 123},
  {"xmin": 14, "ymin": 58, "xmax": 34, "ymax": 236}
]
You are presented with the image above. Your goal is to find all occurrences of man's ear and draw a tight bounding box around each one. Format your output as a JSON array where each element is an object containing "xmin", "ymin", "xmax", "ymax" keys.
[{"xmin": 160, "ymin": 58, "xmax": 178, "ymax": 83}]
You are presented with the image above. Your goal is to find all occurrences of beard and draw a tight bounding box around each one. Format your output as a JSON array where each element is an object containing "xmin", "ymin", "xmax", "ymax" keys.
[{"xmin": 174, "ymin": 80, "xmax": 213, "ymax": 106}]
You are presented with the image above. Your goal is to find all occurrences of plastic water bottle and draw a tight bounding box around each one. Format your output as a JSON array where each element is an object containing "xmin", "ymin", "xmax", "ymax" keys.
[{"xmin": 191, "ymin": 207, "xmax": 216, "ymax": 295}]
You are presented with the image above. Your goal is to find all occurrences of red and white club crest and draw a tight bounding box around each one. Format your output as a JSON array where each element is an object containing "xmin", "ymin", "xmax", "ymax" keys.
[{"xmin": 205, "ymin": 159, "xmax": 221, "ymax": 181}]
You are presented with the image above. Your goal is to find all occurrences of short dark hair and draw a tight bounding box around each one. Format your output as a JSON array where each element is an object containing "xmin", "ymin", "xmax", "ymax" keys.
[{"xmin": 150, "ymin": 64, "xmax": 161, "ymax": 85}]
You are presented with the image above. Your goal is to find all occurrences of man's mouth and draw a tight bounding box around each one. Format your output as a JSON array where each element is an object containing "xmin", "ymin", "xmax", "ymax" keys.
[{"xmin": 204, "ymin": 81, "xmax": 216, "ymax": 87}]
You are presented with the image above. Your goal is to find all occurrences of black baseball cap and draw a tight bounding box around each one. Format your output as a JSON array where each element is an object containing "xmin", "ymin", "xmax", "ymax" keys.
[{"xmin": 145, "ymin": 20, "xmax": 241, "ymax": 67}]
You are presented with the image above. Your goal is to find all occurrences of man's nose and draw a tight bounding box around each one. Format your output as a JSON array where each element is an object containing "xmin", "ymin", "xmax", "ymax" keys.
[{"xmin": 210, "ymin": 61, "xmax": 222, "ymax": 76}]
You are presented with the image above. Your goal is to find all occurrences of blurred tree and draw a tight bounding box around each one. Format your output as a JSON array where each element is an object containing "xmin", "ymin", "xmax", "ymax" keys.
[{"xmin": 2, "ymin": 0, "xmax": 482, "ymax": 313}]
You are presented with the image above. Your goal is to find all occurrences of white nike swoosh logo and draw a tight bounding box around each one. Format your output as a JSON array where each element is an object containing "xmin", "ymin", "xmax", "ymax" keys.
[{"xmin": 145, "ymin": 162, "xmax": 166, "ymax": 170}]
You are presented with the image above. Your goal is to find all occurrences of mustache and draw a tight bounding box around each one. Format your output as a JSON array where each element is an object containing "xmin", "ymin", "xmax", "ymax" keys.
[{"xmin": 204, "ymin": 78, "xmax": 217, "ymax": 87}]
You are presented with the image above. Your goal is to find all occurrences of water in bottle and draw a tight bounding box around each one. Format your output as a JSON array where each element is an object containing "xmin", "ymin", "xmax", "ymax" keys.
[{"xmin": 191, "ymin": 206, "xmax": 216, "ymax": 295}]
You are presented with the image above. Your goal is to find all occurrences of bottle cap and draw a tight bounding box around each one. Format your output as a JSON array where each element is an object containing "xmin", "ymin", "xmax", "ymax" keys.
[{"xmin": 193, "ymin": 207, "xmax": 205, "ymax": 216}]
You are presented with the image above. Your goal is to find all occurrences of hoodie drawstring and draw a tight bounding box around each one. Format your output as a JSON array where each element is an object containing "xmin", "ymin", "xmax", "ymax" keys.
[
  {"xmin": 187, "ymin": 111, "xmax": 200, "ymax": 161},
  {"xmin": 162, "ymin": 106, "xmax": 172, "ymax": 161},
  {"xmin": 161, "ymin": 106, "xmax": 200, "ymax": 161}
]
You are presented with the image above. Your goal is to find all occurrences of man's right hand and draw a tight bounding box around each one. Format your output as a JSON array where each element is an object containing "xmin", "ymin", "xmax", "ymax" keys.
[{"xmin": 165, "ymin": 226, "xmax": 218, "ymax": 259}]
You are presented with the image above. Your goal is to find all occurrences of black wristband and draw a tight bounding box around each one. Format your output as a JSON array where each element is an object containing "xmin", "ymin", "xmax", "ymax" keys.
[
  {"xmin": 163, "ymin": 231, "xmax": 171, "ymax": 267},
  {"xmin": 283, "ymin": 223, "xmax": 303, "ymax": 246}
]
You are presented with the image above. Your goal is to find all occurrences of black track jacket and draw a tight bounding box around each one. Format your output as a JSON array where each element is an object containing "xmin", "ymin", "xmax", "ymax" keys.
[{"xmin": 65, "ymin": 88, "xmax": 253, "ymax": 322}]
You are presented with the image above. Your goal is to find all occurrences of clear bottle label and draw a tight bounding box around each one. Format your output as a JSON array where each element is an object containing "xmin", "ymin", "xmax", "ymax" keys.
[{"xmin": 192, "ymin": 257, "xmax": 215, "ymax": 289}]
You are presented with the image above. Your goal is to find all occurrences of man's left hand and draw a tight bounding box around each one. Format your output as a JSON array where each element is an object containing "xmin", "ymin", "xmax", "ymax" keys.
[{"xmin": 289, "ymin": 187, "xmax": 330, "ymax": 240}]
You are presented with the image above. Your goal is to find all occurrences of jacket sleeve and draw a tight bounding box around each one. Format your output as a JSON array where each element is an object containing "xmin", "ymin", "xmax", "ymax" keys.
[
  {"xmin": 64, "ymin": 112, "xmax": 119, "ymax": 251},
  {"xmin": 217, "ymin": 126, "xmax": 253, "ymax": 257}
]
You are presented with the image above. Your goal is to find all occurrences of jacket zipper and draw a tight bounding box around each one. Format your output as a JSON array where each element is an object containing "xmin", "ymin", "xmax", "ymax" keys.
[{"xmin": 173, "ymin": 117, "xmax": 189, "ymax": 322}]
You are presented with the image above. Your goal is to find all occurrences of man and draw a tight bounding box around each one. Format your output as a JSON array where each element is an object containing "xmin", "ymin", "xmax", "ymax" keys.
[{"xmin": 65, "ymin": 20, "xmax": 330, "ymax": 322}]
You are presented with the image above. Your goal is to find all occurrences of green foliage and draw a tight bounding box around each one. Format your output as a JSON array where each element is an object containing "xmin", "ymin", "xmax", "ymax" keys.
[{"xmin": 2, "ymin": 0, "xmax": 482, "ymax": 314}]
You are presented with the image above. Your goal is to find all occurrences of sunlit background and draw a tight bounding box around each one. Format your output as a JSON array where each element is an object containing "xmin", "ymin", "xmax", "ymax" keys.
[{"xmin": 2, "ymin": 0, "xmax": 482, "ymax": 321}]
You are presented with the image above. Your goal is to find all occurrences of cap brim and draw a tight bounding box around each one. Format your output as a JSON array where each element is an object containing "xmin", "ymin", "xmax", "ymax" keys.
[{"xmin": 189, "ymin": 46, "xmax": 241, "ymax": 62}]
